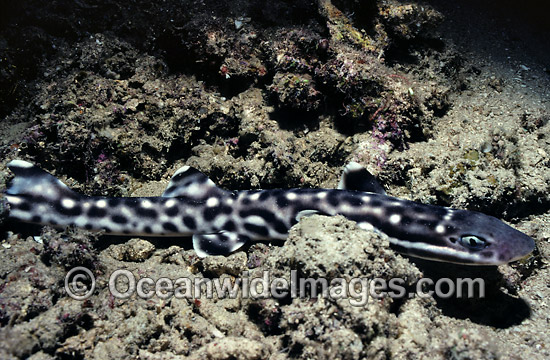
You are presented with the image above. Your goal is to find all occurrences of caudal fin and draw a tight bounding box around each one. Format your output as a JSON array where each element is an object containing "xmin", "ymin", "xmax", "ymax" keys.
[{"xmin": 5, "ymin": 160, "xmax": 80, "ymax": 222}]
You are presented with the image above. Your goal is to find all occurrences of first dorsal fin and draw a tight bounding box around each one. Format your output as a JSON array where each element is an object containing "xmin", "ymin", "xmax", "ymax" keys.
[
  {"xmin": 337, "ymin": 162, "xmax": 386, "ymax": 195},
  {"xmin": 162, "ymin": 165, "xmax": 229, "ymax": 199}
]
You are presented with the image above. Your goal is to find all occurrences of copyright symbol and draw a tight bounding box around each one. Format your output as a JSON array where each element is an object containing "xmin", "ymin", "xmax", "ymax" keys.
[{"xmin": 65, "ymin": 267, "xmax": 96, "ymax": 300}]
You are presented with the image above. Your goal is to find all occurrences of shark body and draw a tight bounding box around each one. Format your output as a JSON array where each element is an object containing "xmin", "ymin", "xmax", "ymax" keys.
[{"xmin": 4, "ymin": 160, "xmax": 535, "ymax": 264}]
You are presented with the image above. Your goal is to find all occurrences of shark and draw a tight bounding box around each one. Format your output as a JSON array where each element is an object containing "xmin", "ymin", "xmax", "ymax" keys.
[{"xmin": 4, "ymin": 159, "xmax": 535, "ymax": 265}]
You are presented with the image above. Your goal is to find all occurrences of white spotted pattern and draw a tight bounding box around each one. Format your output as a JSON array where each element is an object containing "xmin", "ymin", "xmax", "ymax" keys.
[
  {"xmin": 249, "ymin": 192, "xmax": 261, "ymax": 201},
  {"xmin": 286, "ymin": 192, "xmax": 297, "ymax": 201},
  {"xmin": 62, "ymin": 198, "xmax": 75, "ymax": 208},
  {"xmin": 245, "ymin": 215, "xmax": 265, "ymax": 226},
  {"xmin": 389, "ymin": 214, "xmax": 401, "ymax": 224},
  {"xmin": 141, "ymin": 200, "xmax": 153, "ymax": 208},
  {"xmin": 206, "ymin": 197, "xmax": 219, "ymax": 207}
]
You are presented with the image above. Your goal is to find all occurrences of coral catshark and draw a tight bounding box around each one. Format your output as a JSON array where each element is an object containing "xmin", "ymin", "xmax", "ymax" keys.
[{"xmin": 4, "ymin": 160, "xmax": 535, "ymax": 265}]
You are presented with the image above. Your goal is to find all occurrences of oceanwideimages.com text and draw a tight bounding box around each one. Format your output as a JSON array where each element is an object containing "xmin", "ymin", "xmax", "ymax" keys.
[{"xmin": 65, "ymin": 267, "xmax": 485, "ymax": 306}]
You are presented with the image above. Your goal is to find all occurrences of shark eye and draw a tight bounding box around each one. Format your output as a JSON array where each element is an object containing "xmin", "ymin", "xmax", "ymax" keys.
[{"xmin": 459, "ymin": 235, "xmax": 487, "ymax": 250}]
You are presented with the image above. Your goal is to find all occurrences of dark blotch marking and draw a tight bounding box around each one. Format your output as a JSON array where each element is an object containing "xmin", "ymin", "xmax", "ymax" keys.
[
  {"xmin": 84, "ymin": 224, "xmax": 93, "ymax": 230},
  {"xmin": 108, "ymin": 198, "xmax": 121, "ymax": 207},
  {"xmin": 221, "ymin": 205, "xmax": 232, "ymax": 214},
  {"xmin": 273, "ymin": 220, "xmax": 289, "ymax": 234},
  {"xmin": 183, "ymin": 216, "xmax": 196, "ymax": 230},
  {"xmin": 270, "ymin": 189, "xmax": 284, "ymax": 197},
  {"xmin": 31, "ymin": 215, "xmax": 41, "ymax": 223},
  {"xmin": 88, "ymin": 206, "xmax": 107, "ymax": 217},
  {"xmin": 259, "ymin": 191, "xmax": 271, "ymax": 201},
  {"xmin": 163, "ymin": 222, "xmax": 178, "ymax": 233},
  {"xmin": 224, "ymin": 220, "xmax": 236, "ymax": 232},
  {"xmin": 136, "ymin": 207, "xmax": 158, "ymax": 218},
  {"xmin": 480, "ymin": 251, "xmax": 494, "ymax": 258},
  {"xmin": 123, "ymin": 230, "xmax": 131, "ymax": 235},
  {"xmin": 344, "ymin": 195, "xmax": 363, "ymax": 206},
  {"xmin": 327, "ymin": 192, "xmax": 340, "ymax": 207},
  {"xmin": 16, "ymin": 201, "xmax": 32, "ymax": 212},
  {"xmin": 112, "ymin": 215, "xmax": 128, "ymax": 224},
  {"xmin": 165, "ymin": 206, "xmax": 179, "ymax": 217},
  {"xmin": 244, "ymin": 223, "xmax": 270, "ymax": 237},
  {"xmin": 204, "ymin": 207, "xmax": 222, "ymax": 221},
  {"xmin": 144, "ymin": 226, "xmax": 153, "ymax": 234},
  {"xmin": 242, "ymin": 197, "xmax": 252, "ymax": 205},
  {"xmin": 276, "ymin": 195, "xmax": 289, "ymax": 208}
]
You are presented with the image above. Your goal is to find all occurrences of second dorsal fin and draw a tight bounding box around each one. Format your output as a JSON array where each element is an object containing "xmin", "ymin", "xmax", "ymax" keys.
[
  {"xmin": 162, "ymin": 165, "xmax": 229, "ymax": 199},
  {"xmin": 337, "ymin": 162, "xmax": 386, "ymax": 195}
]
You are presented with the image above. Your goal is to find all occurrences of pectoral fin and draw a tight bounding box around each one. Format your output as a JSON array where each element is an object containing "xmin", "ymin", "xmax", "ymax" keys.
[{"xmin": 192, "ymin": 231, "xmax": 250, "ymax": 257}]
